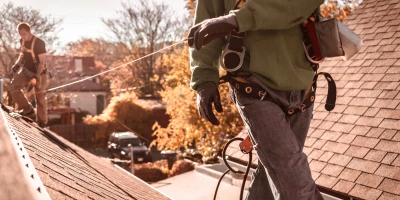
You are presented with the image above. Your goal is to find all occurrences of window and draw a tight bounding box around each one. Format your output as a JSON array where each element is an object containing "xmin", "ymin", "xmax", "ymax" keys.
[
  {"xmin": 120, "ymin": 138, "xmax": 142, "ymax": 147},
  {"xmin": 74, "ymin": 58, "xmax": 82, "ymax": 72}
]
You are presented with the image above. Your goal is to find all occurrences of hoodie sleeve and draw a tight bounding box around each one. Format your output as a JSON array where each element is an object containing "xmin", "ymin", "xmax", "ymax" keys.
[
  {"xmin": 189, "ymin": 0, "xmax": 225, "ymax": 91},
  {"xmin": 231, "ymin": 0, "xmax": 324, "ymax": 32}
]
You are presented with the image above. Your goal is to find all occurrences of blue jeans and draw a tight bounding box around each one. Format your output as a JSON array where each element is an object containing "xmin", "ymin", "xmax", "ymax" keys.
[{"xmin": 229, "ymin": 75, "xmax": 323, "ymax": 200}]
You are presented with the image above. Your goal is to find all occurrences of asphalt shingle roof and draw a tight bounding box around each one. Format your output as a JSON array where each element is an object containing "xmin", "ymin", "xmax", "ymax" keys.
[
  {"xmin": 0, "ymin": 106, "xmax": 170, "ymax": 200},
  {"xmin": 227, "ymin": 0, "xmax": 400, "ymax": 199},
  {"xmin": 307, "ymin": 0, "xmax": 400, "ymax": 198}
]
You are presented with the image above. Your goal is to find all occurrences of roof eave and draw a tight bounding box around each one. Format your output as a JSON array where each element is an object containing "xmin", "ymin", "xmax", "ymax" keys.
[{"xmin": 0, "ymin": 108, "xmax": 51, "ymax": 200}]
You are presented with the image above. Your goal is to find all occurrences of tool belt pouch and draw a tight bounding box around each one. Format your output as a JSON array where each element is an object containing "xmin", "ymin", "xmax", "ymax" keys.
[{"xmin": 306, "ymin": 17, "xmax": 362, "ymax": 61}]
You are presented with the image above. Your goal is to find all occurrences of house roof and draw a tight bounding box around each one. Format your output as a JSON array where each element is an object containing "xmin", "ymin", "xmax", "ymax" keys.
[
  {"xmin": 73, "ymin": 56, "xmax": 97, "ymax": 76},
  {"xmin": 227, "ymin": 0, "xmax": 400, "ymax": 199},
  {"xmin": 46, "ymin": 55, "xmax": 107, "ymax": 92},
  {"xmin": 47, "ymin": 55, "xmax": 98, "ymax": 76},
  {"xmin": 0, "ymin": 105, "xmax": 170, "ymax": 200}
]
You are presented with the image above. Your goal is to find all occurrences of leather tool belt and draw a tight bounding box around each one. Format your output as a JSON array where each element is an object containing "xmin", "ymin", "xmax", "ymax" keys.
[
  {"xmin": 219, "ymin": 71, "xmax": 337, "ymax": 116},
  {"xmin": 22, "ymin": 68, "xmax": 47, "ymax": 79}
]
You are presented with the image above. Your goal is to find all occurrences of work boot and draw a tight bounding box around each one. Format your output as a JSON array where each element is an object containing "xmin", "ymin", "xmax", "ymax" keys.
[
  {"xmin": 38, "ymin": 122, "xmax": 47, "ymax": 129},
  {"xmin": 16, "ymin": 109, "xmax": 35, "ymax": 116}
]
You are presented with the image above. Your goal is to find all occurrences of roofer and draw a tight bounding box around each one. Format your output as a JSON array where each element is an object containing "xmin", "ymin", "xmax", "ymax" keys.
[
  {"xmin": 10, "ymin": 22, "xmax": 48, "ymax": 128},
  {"xmin": 188, "ymin": 0, "xmax": 325, "ymax": 199}
]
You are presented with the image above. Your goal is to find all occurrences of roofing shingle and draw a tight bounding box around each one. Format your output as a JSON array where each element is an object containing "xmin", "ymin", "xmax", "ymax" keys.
[
  {"xmin": 309, "ymin": 0, "xmax": 400, "ymax": 197},
  {"xmin": 0, "ymin": 106, "xmax": 170, "ymax": 200}
]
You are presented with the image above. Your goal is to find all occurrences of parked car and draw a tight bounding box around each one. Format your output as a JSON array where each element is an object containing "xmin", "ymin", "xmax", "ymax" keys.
[{"xmin": 107, "ymin": 132, "xmax": 152, "ymax": 163}]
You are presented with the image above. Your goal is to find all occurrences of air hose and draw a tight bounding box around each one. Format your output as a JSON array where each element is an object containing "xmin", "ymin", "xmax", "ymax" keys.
[{"xmin": 213, "ymin": 137, "xmax": 253, "ymax": 200}]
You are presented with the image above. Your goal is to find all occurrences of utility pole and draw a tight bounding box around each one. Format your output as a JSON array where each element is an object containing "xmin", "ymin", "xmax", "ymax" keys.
[{"xmin": 128, "ymin": 144, "xmax": 134, "ymax": 174}]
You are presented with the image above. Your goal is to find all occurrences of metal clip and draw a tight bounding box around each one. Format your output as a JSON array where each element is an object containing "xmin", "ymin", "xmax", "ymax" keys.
[{"xmin": 220, "ymin": 45, "xmax": 246, "ymax": 72}]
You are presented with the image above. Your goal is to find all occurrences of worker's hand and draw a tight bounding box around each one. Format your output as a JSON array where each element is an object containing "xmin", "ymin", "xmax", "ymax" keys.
[
  {"xmin": 188, "ymin": 14, "xmax": 238, "ymax": 50},
  {"xmin": 30, "ymin": 78, "xmax": 37, "ymax": 86},
  {"xmin": 26, "ymin": 78, "xmax": 37, "ymax": 92},
  {"xmin": 196, "ymin": 83, "xmax": 223, "ymax": 125},
  {"xmin": 12, "ymin": 64, "xmax": 21, "ymax": 73}
]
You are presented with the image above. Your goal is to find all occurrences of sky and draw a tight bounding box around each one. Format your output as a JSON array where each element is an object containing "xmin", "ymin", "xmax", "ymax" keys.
[{"xmin": 2, "ymin": 0, "xmax": 188, "ymax": 45}]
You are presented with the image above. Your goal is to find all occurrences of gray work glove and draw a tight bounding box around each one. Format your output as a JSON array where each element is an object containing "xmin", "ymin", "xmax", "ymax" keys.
[
  {"xmin": 188, "ymin": 14, "xmax": 238, "ymax": 50},
  {"xmin": 196, "ymin": 83, "xmax": 223, "ymax": 125}
]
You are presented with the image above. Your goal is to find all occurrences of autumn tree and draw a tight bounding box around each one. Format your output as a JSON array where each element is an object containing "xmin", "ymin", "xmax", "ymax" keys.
[
  {"xmin": 102, "ymin": 0, "xmax": 185, "ymax": 97},
  {"xmin": 151, "ymin": 45, "xmax": 244, "ymax": 157},
  {"xmin": 149, "ymin": 0, "xmax": 243, "ymax": 157},
  {"xmin": 186, "ymin": 0, "xmax": 196, "ymax": 15},
  {"xmin": 0, "ymin": 2, "xmax": 62, "ymax": 78},
  {"xmin": 84, "ymin": 91, "xmax": 156, "ymax": 147},
  {"xmin": 320, "ymin": 0, "xmax": 362, "ymax": 21}
]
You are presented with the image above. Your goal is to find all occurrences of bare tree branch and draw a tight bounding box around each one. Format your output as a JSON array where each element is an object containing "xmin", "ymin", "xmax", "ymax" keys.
[{"xmin": 102, "ymin": 0, "xmax": 184, "ymax": 97}]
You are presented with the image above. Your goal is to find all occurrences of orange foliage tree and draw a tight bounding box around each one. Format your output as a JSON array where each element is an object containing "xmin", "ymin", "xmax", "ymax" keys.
[
  {"xmin": 320, "ymin": 0, "xmax": 362, "ymax": 21},
  {"xmin": 151, "ymin": 45, "xmax": 244, "ymax": 157},
  {"xmin": 84, "ymin": 92, "xmax": 155, "ymax": 146}
]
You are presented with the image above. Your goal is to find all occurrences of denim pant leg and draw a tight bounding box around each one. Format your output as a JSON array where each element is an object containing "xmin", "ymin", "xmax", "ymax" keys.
[
  {"xmin": 246, "ymin": 160, "xmax": 275, "ymax": 200},
  {"xmin": 231, "ymin": 86, "xmax": 323, "ymax": 200}
]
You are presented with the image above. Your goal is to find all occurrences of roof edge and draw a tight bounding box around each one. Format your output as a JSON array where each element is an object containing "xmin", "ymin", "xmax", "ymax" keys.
[
  {"xmin": 113, "ymin": 164, "xmax": 174, "ymax": 200},
  {"xmin": 0, "ymin": 108, "xmax": 51, "ymax": 200}
]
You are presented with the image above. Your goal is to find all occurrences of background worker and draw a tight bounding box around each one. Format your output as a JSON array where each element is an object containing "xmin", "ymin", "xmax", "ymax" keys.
[{"xmin": 10, "ymin": 22, "xmax": 48, "ymax": 128}]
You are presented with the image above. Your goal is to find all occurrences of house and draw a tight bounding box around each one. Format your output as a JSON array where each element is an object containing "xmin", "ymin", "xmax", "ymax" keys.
[
  {"xmin": 0, "ymin": 104, "xmax": 171, "ymax": 200},
  {"xmin": 46, "ymin": 55, "xmax": 108, "ymax": 116},
  {"xmin": 155, "ymin": 0, "xmax": 400, "ymax": 199}
]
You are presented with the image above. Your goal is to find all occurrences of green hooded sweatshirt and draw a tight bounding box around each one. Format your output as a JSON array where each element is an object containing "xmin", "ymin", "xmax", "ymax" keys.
[{"xmin": 190, "ymin": 0, "xmax": 324, "ymax": 91}]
